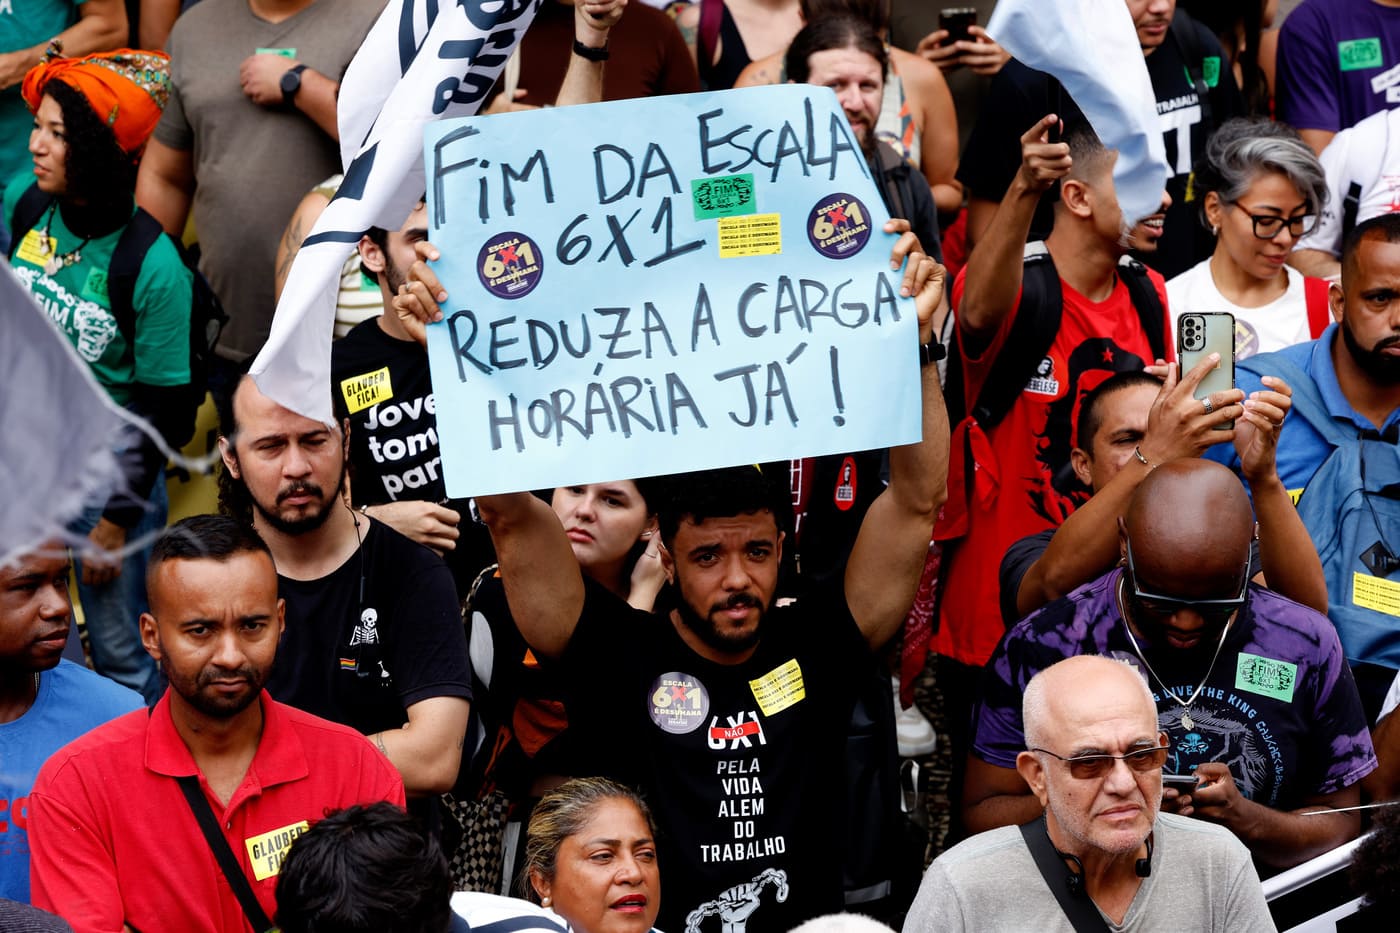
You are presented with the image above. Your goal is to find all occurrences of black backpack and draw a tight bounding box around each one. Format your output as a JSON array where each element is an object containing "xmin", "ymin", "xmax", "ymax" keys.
[
  {"xmin": 943, "ymin": 241, "xmax": 1168, "ymax": 430},
  {"xmin": 9, "ymin": 183, "xmax": 226, "ymax": 448}
]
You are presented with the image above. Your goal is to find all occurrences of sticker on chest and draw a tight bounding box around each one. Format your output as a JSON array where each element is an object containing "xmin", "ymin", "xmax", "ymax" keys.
[
  {"xmin": 648, "ymin": 671, "xmax": 710, "ymax": 734},
  {"xmin": 244, "ymin": 820, "xmax": 309, "ymax": 881}
]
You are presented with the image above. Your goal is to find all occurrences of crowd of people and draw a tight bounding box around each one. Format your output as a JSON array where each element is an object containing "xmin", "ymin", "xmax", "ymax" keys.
[{"xmin": 2, "ymin": 0, "xmax": 1399, "ymax": 930}]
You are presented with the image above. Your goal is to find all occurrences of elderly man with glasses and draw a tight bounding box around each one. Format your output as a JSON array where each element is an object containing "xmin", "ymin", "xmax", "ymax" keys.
[
  {"xmin": 905, "ymin": 655, "xmax": 1275, "ymax": 931},
  {"xmin": 961, "ymin": 459, "xmax": 1375, "ymax": 872},
  {"xmin": 907, "ymin": 652, "xmax": 1282, "ymax": 930}
]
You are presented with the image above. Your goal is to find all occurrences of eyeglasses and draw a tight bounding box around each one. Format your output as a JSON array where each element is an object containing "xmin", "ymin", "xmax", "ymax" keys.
[
  {"xmin": 1124, "ymin": 538, "xmax": 1249, "ymax": 625},
  {"xmin": 1227, "ymin": 202, "xmax": 1317, "ymax": 240},
  {"xmin": 1029, "ymin": 745, "xmax": 1170, "ymax": 780}
]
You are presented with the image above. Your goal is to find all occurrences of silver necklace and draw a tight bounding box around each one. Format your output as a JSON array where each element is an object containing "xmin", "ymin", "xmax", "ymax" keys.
[{"xmin": 1116, "ymin": 574, "xmax": 1232, "ymax": 733}]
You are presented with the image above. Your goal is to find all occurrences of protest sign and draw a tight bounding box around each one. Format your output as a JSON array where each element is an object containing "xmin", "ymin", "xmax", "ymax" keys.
[{"xmin": 421, "ymin": 85, "xmax": 923, "ymax": 497}]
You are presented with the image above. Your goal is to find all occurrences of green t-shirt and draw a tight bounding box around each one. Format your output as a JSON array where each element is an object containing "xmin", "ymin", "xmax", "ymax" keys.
[
  {"xmin": 5, "ymin": 175, "xmax": 191, "ymax": 405},
  {"xmin": 0, "ymin": 0, "xmax": 84, "ymax": 189}
]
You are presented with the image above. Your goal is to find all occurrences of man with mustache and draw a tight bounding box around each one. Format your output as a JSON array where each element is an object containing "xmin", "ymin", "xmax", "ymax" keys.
[
  {"xmin": 216, "ymin": 376, "xmax": 472, "ymax": 803},
  {"xmin": 27, "ymin": 515, "xmax": 405, "ymax": 933},
  {"xmin": 1207, "ymin": 214, "xmax": 1400, "ymax": 786},
  {"xmin": 0, "ymin": 541, "xmax": 140, "ymax": 903}
]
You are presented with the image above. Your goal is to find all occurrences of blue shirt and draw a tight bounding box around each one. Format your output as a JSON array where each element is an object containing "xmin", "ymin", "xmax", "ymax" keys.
[
  {"xmin": 1205, "ymin": 324, "xmax": 1400, "ymax": 498},
  {"xmin": 0, "ymin": 661, "xmax": 141, "ymax": 902}
]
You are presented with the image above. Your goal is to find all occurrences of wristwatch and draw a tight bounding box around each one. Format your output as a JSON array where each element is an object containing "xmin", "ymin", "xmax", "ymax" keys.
[
  {"xmin": 280, "ymin": 64, "xmax": 308, "ymax": 107},
  {"xmin": 920, "ymin": 339, "xmax": 947, "ymax": 367}
]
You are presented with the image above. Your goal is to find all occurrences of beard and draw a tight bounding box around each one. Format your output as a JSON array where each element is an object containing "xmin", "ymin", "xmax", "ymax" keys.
[
  {"xmin": 248, "ymin": 458, "xmax": 348, "ymax": 536},
  {"xmin": 674, "ymin": 591, "xmax": 766, "ymax": 655},
  {"xmin": 1341, "ymin": 318, "xmax": 1400, "ymax": 385},
  {"xmin": 161, "ymin": 656, "xmax": 267, "ymax": 718}
]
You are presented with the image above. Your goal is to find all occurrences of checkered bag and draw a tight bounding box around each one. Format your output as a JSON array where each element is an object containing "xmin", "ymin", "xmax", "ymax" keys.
[{"xmin": 441, "ymin": 788, "xmax": 511, "ymax": 892}]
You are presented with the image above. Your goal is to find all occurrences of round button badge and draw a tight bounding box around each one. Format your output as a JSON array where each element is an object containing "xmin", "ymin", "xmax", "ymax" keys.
[
  {"xmin": 478, "ymin": 232, "xmax": 544, "ymax": 299},
  {"xmin": 807, "ymin": 193, "xmax": 871, "ymax": 259}
]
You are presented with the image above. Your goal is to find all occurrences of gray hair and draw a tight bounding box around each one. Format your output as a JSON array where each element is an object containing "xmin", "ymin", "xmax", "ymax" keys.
[
  {"xmin": 1022, "ymin": 656, "xmax": 1156, "ymax": 751},
  {"xmin": 1191, "ymin": 117, "xmax": 1328, "ymax": 229}
]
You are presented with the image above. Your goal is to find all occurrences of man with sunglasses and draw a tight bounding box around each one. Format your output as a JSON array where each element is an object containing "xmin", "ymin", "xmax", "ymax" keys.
[
  {"xmin": 965, "ymin": 459, "xmax": 1375, "ymax": 871},
  {"xmin": 907, "ymin": 655, "xmax": 1274, "ymax": 931}
]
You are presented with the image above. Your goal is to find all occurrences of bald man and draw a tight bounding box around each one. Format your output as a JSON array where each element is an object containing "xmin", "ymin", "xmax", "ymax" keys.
[
  {"xmin": 906, "ymin": 657, "xmax": 1273, "ymax": 931},
  {"xmin": 964, "ymin": 460, "xmax": 1375, "ymax": 871}
]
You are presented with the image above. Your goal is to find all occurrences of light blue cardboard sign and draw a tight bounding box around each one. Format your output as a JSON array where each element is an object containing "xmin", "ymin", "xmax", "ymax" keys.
[{"xmin": 422, "ymin": 84, "xmax": 922, "ymax": 497}]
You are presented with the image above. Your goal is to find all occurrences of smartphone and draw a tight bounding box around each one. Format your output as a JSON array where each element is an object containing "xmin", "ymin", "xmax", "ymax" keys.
[
  {"xmin": 1162, "ymin": 773, "xmax": 1198, "ymax": 789},
  {"xmin": 1177, "ymin": 312, "xmax": 1235, "ymax": 431},
  {"xmin": 939, "ymin": 7, "xmax": 978, "ymax": 46}
]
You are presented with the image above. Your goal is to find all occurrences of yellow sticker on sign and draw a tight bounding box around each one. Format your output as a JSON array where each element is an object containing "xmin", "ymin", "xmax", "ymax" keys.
[
  {"xmin": 1353, "ymin": 572, "xmax": 1400, "ymax": 618},
  {"xmin": 15, "ymin": 229, "xmax": 56, "ymax": 268},
  {"xmin": 749, "ymin": 658, "xmax": 805, "ymax": 716},
  {"xmin": 244, "ymin": 820, "xmax": 309, "ymax": 881},
  {"xmin": 340, "ymin": 367, "xmax": 392, "ymax": 414},
  {"xmin": 717, "ymin": 213, "xmax": 782, "ymax": 258}
]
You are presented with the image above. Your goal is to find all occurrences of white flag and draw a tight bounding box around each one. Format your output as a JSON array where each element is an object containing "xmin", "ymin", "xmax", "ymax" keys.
[
  {"xmin": 0, "ymin": 265, "xmax": 125, "ymax": 567},
  {"xmin": 251, "ymin": 0, "xmax": 544, "ymax": 424},
  {"xmin": 987, "ymin": 0, "xmax": 1170, "ymax": 229}
]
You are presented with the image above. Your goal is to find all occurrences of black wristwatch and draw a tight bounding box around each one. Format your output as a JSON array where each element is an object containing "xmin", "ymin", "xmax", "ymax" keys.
[
  {"xmin": 572, "ymin": 39, "xmax": 609, "ymax": 61},
  {"xmin": 920, "ymin": 339, "xmax": 947, "ymax": 367},
  {"xmin": 280, "ymin": 64, "xmax": 308, "ymax": 107}
]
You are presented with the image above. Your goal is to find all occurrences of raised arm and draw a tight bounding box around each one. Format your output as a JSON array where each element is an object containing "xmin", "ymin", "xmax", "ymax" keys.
[
  {"xmin": 555, "ymin": 0, "xmax": 624, "ymax": 107},
  {"xmin": 844, "ymin": 223, "xmax": 949, "ymax": 650},
  {"xmin": 1234, "ymin": 376, "xmax": 1329, "ymax": 612},
  {"xmin": 957, "ymin": 115, "xmax": 1069, "ymax": 355},
  {"xmin": 135, "ymin": 137, "xmax": 195, "ymax": 236},
  {"xmin": 1015, "ymin": 358, "xmax": 1243, "ymax": 617}
]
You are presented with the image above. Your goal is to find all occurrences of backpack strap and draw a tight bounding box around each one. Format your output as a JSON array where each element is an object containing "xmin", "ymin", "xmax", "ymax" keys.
[
  {"xmin": 106, "ymin": 208, "xmax": 166, "ymax": 348},
  {"xmin": 1018, "ymin": 817, "xmax": 1114, "ymax": 933},
  {"xmin": 959, "ymin": 241, "xmax": 1065, "ymax": 429},
  {"xmin": 1238, "ymin": 351, "xmax": 1348, "ymax": 447},
  {"xmin": 1303, "ymin": 276, "xmax": 1333, "ymax": 338},
  {"xmin": 7, "ymin": 183, "xmax": 54, "ymax": 260},
  {"xmin": 1117, "ymin": 256, "xmax": 1168, "ymax": 361}
]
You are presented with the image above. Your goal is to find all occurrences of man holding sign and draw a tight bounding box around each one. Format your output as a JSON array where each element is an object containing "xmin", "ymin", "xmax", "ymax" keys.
[{"xmin": 396, "ymin": 228, "xmax": 946, "ymax": 932}]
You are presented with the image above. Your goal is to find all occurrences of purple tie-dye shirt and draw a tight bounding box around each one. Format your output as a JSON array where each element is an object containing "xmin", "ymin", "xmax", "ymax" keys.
[{"xmin": 974, "ymin": 569, "xmax": 1376, "ymax": 808}]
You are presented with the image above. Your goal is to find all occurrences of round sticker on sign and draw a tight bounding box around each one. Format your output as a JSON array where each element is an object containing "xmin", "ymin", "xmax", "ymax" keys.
[
  {"xmin": 648, "ymin": 671, "xmax": 710, "ymax": 735},
  {"xmin": 807, "ymin": 193, "xmax": 871, "ymax": 259},
  {"xmin": 478, "ymin": 232, "xmax": 544, "ymax": 299}
]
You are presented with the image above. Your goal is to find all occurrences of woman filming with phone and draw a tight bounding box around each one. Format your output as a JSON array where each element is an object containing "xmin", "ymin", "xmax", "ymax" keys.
[{"xmin": 1166, "ymin": 117, "xmax": 1332, "ymax": 360}]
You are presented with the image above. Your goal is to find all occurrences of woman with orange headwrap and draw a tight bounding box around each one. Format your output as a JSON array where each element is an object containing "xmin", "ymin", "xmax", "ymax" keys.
[{"xmin": 4, "ymin": 49, "xmax": 191, "ymax": 705}]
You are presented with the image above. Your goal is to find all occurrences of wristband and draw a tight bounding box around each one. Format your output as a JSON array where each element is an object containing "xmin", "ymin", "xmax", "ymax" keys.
[
  {"xmin": 920, "ymin": 340, "xmax": 947, "ymax": 367},
  {"xmin": 572, "ymin": 39, "xmax": 609, "ymax": 61}
]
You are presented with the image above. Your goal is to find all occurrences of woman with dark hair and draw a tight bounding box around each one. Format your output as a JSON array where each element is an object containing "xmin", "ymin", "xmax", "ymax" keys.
[
  {"xmin": 5, "ymin": 49, "xmax": 191, "ymax": 704},
  {"xmin": 1179, "ymin": 0, "xmax": 1275, "ymax": 116},
  {"xmin": 452, "ymin": 479, "xmax": 662, "ymax": 891},
  {"xmin": 524, "ymin": 777, "xmax": 661, "ymax": 933},
  {"xmin": 1167, "ymin": 116, "xmax": 1331, "ymax": 359}
]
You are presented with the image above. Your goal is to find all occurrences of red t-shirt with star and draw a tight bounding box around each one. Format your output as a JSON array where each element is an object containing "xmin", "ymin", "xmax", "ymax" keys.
[{"xmin": 935, "ymin": 263, "xmax": 1172, "ymax": 667}]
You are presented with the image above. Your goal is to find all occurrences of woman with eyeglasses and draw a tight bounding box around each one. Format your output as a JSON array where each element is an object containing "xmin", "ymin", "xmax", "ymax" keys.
[{"xmin": 1166, "ymin": 117, "xmax": 1331, "ymax": 359}]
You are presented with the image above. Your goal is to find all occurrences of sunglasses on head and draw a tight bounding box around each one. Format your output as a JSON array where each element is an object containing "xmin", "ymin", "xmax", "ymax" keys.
[
  {"xmin": 1124, "ymin": 538, "xmax": 1249, "ymax": 625},
  {"xmin": 1029, "ymin": 744, "xmax": 1170, "ymax": 780}
]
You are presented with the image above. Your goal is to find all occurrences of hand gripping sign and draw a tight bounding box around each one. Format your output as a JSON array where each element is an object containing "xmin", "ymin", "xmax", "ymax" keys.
[{"xmin": 423, "ymin": 85, "xmax": 922, "ymax": 497}]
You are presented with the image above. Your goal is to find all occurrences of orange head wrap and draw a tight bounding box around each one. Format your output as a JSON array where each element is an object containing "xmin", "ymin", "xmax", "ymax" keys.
[{"xmin": 21, "ymin": 49, "xmax": 171, "ymax": 156}]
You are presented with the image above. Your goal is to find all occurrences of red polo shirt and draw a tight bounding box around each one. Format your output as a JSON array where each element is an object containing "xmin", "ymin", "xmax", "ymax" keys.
[{"xmin": 29, "ymin": 692, "xmax": 405, "ymax": 933}]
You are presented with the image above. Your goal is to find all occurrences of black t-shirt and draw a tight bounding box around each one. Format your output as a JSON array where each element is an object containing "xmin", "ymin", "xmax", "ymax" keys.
[
  {"xmin": 268, "ymin": 520, "xmax": 472, "ymax": 736},
  {"xmin": 561, "ymin": 580, "xmax": 869, "ymax": 933},
  {"xmin": 331, "ymin": 318, "xmax": 496, "ymax": 591},
  {"xmin": 998, "ymin": 529, "xmax": 1265, "ymax": 628},
  {"xmin": 957, "ymin": 11, "xmax": 1243, "ymax": 279}
]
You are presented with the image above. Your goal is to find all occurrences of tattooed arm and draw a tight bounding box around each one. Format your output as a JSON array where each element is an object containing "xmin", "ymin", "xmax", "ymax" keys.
[{"xmin": 274, "ymin": 188, "xmax": 331, "ymax": 301}]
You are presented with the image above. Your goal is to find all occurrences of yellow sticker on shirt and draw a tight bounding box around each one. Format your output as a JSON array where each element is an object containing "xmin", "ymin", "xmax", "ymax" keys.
[
  {"xmin": 749, "ymin": 658, "xmax": 805, "ymax": 716},
  {"xmin": 1353, "ymin": 573, "xmax": 1400, "ymax": 618},
  {"xmin": 340, "ymin": 367, "xmax": 393, "ymax": 414},
  {"xmin": 1287, "ymin": 488, "xmax": 1305, "ymax": 506},
  {"xmin": 15, "ymin": 229, "xmax": 56, "ymax": 268},
  {"xmin": 245, "ymin": 820, "xmax": 309, "ymax": 881}
]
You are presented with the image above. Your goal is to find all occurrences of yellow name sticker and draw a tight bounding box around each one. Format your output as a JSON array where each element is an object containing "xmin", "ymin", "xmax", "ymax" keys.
[
  {"xmin": 245, "ymin": 820, "xmax": 309, "ymax": 881},
  {"xmin": 15, "ymin": 229, "xmax": 56, "ymax": 268},
  {"xmin": 717, "ymin": 213, "xmax": 782, "ymax": 258},
  {"xmin": 1353, "ymin": 572, "xmax": 1400, "ymax": 618},
  {"xmin": 1287, "ymin": 488, "xmax": 1305, "ymax": 506},
  {"xmin": 340, "ymin": 367, "xmax": 392, "ymax": 414},
  {"xmin": 749, "ymin": 658, "xmax": 805, "ymax": 716}
]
